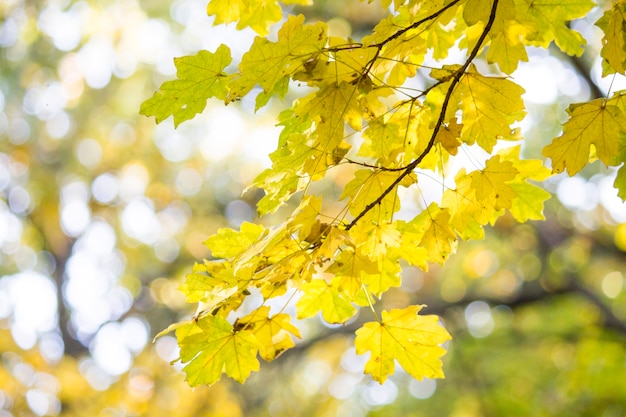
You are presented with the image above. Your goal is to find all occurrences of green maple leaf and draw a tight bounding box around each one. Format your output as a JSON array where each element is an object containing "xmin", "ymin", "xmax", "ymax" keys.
[
  {"xmin": 354, "ymin": 305, "xmax": 451, "ymax": 384},
  {"xmin": 178, "ymin": 315, "xmax": 260, "ymax": 386},
  {"xmin": 140, "ymin": 45, "xmax": 231, "ymax": 127}
]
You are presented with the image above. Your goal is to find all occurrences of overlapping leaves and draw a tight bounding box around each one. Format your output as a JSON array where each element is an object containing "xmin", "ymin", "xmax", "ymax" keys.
[{"xmin": 143, "ymin": 0, "xmax": 626, "ymax": 387}]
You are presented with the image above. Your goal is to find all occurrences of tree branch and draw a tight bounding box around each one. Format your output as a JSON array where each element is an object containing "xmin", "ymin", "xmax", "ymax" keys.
[{"xmin": 346, "ymin": 0, "xmax": 500, "ymax": 230}]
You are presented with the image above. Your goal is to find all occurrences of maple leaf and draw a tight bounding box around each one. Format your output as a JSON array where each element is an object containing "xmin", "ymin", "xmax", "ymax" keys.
[
  {"xmin": 487, "ymin": 23, "xmax": 528, "ymax": 74},
  {"xmin": 354, "ymin": 305, "xmax": 451, "ymax": 384},
  {"xmin": 361, "ymin": 256, "xmax": 402, "ymax": 296},
  {"xmin": 296, "ymin": 40, "xmax": 378, "ymax": 86},
  {"xmin": 470, "ymin": 155, "xmax": 519, "ymax": 210},
  {"xmin": 543, "ymin": 99, "xmax": 626, "ymax": 176},
  {"xmin": 596, "ymin": 1, "xmax": 626, "ymax": 75},
  {"xmin": 359, "ymin": 100, "xmax": 435, "ymax": 166},
  {"xmin": 317, "ymin": 226, "xmax": 353, "ymax": 259},
  {"xmin": 295, "ymin": 82, "xmax": 362, "ymax": 177},
  {"xmin": 414, "ymin": 204, "xmax": 457, "ymax": 264},
  {"xmin": 236, "ymin": 306, "xmax": 301, "ymax": 361},
  {"xmin": 350, "ymin": 221, "xmax": 402, "ymax": 261},
  {"xmin": 228, "ymin": 15, "xmax": 326, "ymax": 103},
  {"xmin": 207, "ymin": 0, "xmax": 311, "ymax": 35},
  {"xmin": 327, "ymin": 248, "xmax": 378, "ymax": 299},
  {"xmin": 140, "ymin": 45, "xmax": 231, "ymax": 127},
  {"xmin": 341, "ymin": 169, "xmax": 416, "ymax": 221},
  {"xmin": 436, "ymin": 117, "xmax": 463, "ymax": 156},
  {"xmin": 237, "ymin": 1, "xmax": 282, "ymax": 36},
  {"xmin": 388, "ymin": 220, "xmax": 429, "ymax": 271},
  {"xmin": 288, "ymin": 195, "xmax": 323, "ymax": 242},
  {"xmin": 178, "ymin": 315, "xmax": 260, "ymax": 386},
  {"xmin": 207, "ymin": 0, "xmax": 243, "ymax": 25},
  {"xmin": 296, "ymin": 277, "xmax": 357, "ymax": 324},
  {"xmin": 514, "ymin": 0, "xmax": 595, "ymax": 56},
  {"xmin": 456, "ymin": 65, "xmax": 526, "ymax": 152},
  {"xmin": 441, "ymin": 171, "xmax": 493, "ymax": 240},
  {"xmin": 203, "ymin": 222, "xmax": 266, "ymax": 259},
  {"xmin": 498, "ymin": 145, "xmax": 551, "ymax": 221},
  {"xmin": 465, "ymin": 0, "xmax": 527, "ymax": 74},
  {"xmin": 180, "ymin": 261, "xmax": 237, "ymax": 304},
  {"xmin": 144, "ymin": 0, "xmax": 626, "ymax": 389}
]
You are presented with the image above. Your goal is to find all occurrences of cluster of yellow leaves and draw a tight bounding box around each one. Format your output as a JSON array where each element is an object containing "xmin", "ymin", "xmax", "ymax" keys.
[
  {"xmin": 541, "ymin": 1, "xmax": 626, "ymax": 199},
  {"xmin": 142, "ymin": 0, "xmax": 626, "ymax": 387},
  {"xmin": 207, "ymin": 0, "xmax": 312, "ymax": 35}
]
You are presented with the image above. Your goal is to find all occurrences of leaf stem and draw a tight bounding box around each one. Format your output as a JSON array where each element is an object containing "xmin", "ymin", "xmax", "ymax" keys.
[{"xmin": 361, "ymin": 284, "xmax": 381, "ymax": 322}]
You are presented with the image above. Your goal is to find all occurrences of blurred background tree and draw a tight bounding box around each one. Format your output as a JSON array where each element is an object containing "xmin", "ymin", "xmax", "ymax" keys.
[{"xmin": 1, "ymin": 0, "xmax": 625, "ymax": 416}]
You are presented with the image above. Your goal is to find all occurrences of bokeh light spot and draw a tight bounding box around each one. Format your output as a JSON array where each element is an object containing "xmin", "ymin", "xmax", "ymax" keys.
[
  {"xmin": 409, "ymin": 378, "xmax": 437, "ymax": 400},
  {"xmin": 602, "ymin": 271, "xmax": 623, "ymax": 299}
]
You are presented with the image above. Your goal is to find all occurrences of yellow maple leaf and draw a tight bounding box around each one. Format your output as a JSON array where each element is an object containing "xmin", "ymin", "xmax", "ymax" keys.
[
  {"xmin": 297, "ymin": 38, "xmax": 378, "ymax": 86},
  {"xmin": 596, "ymin": 1, "xmax": 626, "ymax": 75},
  {"xmin": 515, "ymin": 0, "xmax": 595, "ymax": 56},
  {"xmin": 470, "ymin": 155, "xmax": 519, "ymax": 210},
  {"xmin": 497, "ymin": 145, "xmax": 551, "ymax": 222},
  {"xmin": 457, "ymin": 65, "xmax": 526, "ymax": 152},
  {"xmin": 442, "ymin": 168, "xmax": 492, "ymax": 240},
  {"xmin": 361, "ymin": 256, "xmax": 402, "ymax": 296},
  {"xmin": 317, "ymin": 226, "xmax": 353, "ymax": 259},
  {"xmin": 350, "ymin": 221, "xmax": 402, "ymax": 261},
  {"xmin": 297, "ymin": 82, "xmax": 363, "ymax": 166},
  {"xmin": 237, "ymin": 0, "xmax": 282, "ymax": 35},
  {"xmin": 414, "ymin": 203, "xmax": 457, "ymax": 264},
  {"xmin": 236, "ymin": 306, "xmax": 301, "ymax": 361},
  {"xmin": 287, "ymin": 195, "xmax": 323, "ymax": 242},
  {"xmin": 178, "ymin": 315, "xmax": 260, "ymax": 386},
  {"xmin": 229, "ymin": 15, "xmax": 327, "ymax": 101},
  {"xmin": 296, "ymin": 277, "xmax": 357, "ymax": 324},
  {"xmin": 487, "ymin": 24, "xmax": 528, "ymax": 74},
  {"xmin": 327, "ymin": 248, "xmax": 377, "ymax": 300},
  {"xmin": 354, "ymin": 305, "xmax": 451, "ymax": 384},
  {"xmin": 207, "ymin": 0, "xmax": 243, "ymax": 25},
  {"xmin": 341, "ymin": 169, "xmax": 416, "ymax": 221},
  {"xmin": 387, "ymin": 222, "xmax": 429, "ymax": 270},
  {"xmin": 543, "ymin": 99, "xmax": 626, "ymax": 176},
  {"xmin": 207, "ymin": 0, "xmax": 310, "ymax": 36},
  {"xmin": 436, "ymin": 117, "xmax": 463, "ymax": 156},
  {"xmin": 203, "ymin": 222, "xmax": 265, "ymax": 259}
]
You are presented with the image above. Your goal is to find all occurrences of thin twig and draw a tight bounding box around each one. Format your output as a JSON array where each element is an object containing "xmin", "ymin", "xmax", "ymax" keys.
[{"xmin": 345, "ymin": 0, "xmax": 501, "ymax": 230}]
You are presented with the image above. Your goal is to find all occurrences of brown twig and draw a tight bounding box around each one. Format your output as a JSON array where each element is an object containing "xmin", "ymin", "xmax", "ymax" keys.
[{"xmin": 345, "ymin": 0, "xmax": 501, "ymax": 230}]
